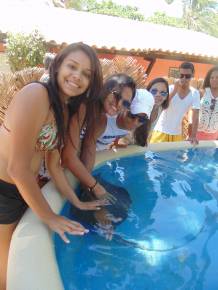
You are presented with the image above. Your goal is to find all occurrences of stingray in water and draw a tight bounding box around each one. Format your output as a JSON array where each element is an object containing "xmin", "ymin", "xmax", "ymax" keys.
[{"xmin": 71, "ymin": 175, "xmax": 132, "ymax": 239}]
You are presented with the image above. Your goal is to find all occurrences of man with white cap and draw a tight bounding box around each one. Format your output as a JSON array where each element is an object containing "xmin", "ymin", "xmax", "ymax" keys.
[
  {"xmin": 117, "ymin": 89, "xmax": 154, "ymax": 131},
  {"xmin": 99, "ymin": 89, "xmax": 154, "ymax": 150}
]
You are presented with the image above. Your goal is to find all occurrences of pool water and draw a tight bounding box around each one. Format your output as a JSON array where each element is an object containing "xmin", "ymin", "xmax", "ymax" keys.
[{"xmin": 55, "ymin": 148, "xmax": 218, "ymax": 290}]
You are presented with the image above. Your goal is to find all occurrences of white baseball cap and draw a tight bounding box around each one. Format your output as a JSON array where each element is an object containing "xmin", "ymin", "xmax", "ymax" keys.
[{"xmin": 130, "ymin": 89, "xmax": 154, "ymax": 118}]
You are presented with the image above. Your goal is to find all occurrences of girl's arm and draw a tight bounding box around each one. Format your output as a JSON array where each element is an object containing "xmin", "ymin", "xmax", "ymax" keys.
[
  {"xmin": 80, "ymin": 119, "xmax": 117, "ymax": 202},
  {"xmin": 188, "ymin": 108, "xmax": 199, "ymax": 145},
  {"xmin": 46, "ymin": 149, "xmax": 106, "ymax": 210},
  {"xmin": 7, "ymin": 84, "xmax": 87, "ymax": 243},
  {"xmin": 62, "ymin": 105, "xmax": 108, "ymax": 199},
  {"xmin": 80, "ymin": 114, "xmax": 106, "ymax": 172}
]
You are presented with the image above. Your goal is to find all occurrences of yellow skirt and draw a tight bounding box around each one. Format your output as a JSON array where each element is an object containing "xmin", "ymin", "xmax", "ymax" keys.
[{"xmin": 150, "ymin": 131, "xmax": 184, "ymax": 143}]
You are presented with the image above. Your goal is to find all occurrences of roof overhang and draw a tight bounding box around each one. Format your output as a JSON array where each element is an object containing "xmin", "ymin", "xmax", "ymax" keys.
[
  {"xmin": 94, "ymin": 47, "xmax": 218, "ymax": 64},
  {"xmin": 1, "ymin": 4, "xmax": 218, "ymax": 65}
]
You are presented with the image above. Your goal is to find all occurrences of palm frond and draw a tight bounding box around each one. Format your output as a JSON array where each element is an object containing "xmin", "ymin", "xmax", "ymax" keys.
[
  {"xmin": 0, "ymin": 72, "xmax": 17, "ymax": 124},
  {"xmin": 100, "ymin": 56, "xmax": 147, "ymax": 88},
  {"xmin": 0, "ymin": 67, "xmax": 44, "ymax": 125},
  {"xmin": 14, "ymin": 67, "xmax": 44, "ymax": 91}
]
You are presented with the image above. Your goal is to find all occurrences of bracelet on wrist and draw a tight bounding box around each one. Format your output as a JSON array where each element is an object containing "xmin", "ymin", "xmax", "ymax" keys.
[{"xmin": 88, "ymin": 180, "xmax": 98, "ymax": 192}]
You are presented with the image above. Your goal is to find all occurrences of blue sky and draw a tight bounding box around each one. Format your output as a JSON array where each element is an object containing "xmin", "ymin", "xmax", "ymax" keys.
[{"xmin": 111, "ymin": 0, "xmax": 184, "ymax": 18}]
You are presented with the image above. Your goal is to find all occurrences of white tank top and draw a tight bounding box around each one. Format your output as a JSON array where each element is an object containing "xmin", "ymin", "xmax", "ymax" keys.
[{"xmin": 96, "ymin": 115, "xmax": 128, "ymax": 151}]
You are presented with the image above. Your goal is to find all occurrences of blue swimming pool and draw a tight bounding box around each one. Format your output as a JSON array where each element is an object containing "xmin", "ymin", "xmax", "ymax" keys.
[{"xmin": 55, "ymin": 148, "xmax": 218, "ymax": 290}]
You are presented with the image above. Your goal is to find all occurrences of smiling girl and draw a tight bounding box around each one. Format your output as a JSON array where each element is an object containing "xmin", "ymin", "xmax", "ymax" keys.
[{"xmin": 0, "ymin": 43, "xmax": 105, "ymax": 290}]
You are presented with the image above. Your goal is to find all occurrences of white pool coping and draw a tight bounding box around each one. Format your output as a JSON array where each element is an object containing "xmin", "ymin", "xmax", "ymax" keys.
[{"xmin": 7, "ymin": 141, "xmax": 218, "ymax": 290}]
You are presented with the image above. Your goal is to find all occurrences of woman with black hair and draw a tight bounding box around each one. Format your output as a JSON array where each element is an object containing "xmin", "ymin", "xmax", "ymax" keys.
[
  {"xmin": 0, "ymin": 42, "xmax": 106, "ymax": 290},
  {"xmin": 115, "ymin": 85, "xmax": 157, "ymax": 148},
  {"xmin": 113, "ymin": 88, "xmax": 154, "ymax": 147},
  {"xmin": 147, "ymin": 77, "xmax": 170, "ymax": 129},
  {"xmin": 196, "ymin": 66, "xmax": 218, "ymax": 140},
  {"xmin": 132, "ymin": 78, "xmax": 170, "ymax": 146},
  {"xmin": 62, "ymin": 73, "xmax": 137, "ymax": 199}
]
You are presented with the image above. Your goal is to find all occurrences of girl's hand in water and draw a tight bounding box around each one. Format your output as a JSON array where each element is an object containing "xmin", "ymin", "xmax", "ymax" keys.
[
  {"xmin": 94, "ymin": 208, "xmax": 114, "ymax": 240},
  {"xmin": 44, "ymin": 213, "xmax": 89, "ymax": 243},
  {"xmin": 76, "ymin": 199, "xmax": 108, "ymax": 211},
  {"xmin": 93, "ymin": 183, "xmax": 117, "ymax": 204},
  {"xmin": 94, "ymin": 209, "xmax": 122, "ymax": 241},
  {"xmin": 96, "ymin": 223, "xmax": 114, "ymax": 241}
]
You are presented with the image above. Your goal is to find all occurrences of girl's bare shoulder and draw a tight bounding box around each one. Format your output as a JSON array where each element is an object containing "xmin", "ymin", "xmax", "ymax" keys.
[
  {"xmin": 6, "ymin": 83, "xmax": 51, "ymax": 124},
  {"xmin": 12, "ymin": 82, "xmax": 50, "ymax": 109}
]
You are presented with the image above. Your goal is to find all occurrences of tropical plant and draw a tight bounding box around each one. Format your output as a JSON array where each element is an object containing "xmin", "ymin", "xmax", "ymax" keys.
[
  {"xmin": 147, "ymin": 12, "xmax": 186, "ymax": 29},
  {"xmin": 165, "ymin": 0, "xmax": 174, "ymax": 3},
  {"xmin": 161, "ymin": 0, "xmax": 218, "ymax": 37},
  {"xmin": 6, "ymin": 30, "xmax": 46, "ymax": 72},
  {"xmin": 65, "ymin": 0, "xmax": 145, "ymax": 21},
  {"xmin": 64, "ymin": 0, "xmax": 85, "ymax": 9}
]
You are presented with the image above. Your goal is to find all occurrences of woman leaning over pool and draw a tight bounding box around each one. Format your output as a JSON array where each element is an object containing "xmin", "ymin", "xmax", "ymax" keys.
[{"xmin": 0, "ymin": 42, "xmax": 106, "ymax": 290}]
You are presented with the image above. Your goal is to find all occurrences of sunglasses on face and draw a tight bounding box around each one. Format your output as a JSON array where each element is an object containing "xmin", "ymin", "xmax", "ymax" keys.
[
  {"xmin": 150, "ymin": 88, "xmax": 168, "ymax": 98},
  {"xmin": 180, "ymin": 74, "xmax": 192, "ymax": 79},
  {"xmin": 121, "ymin": 99, "xmax": 131, "ymax": 109},
  {"xmin": 127, "ymin": 111, "xmax": 148, "ymax": 124},
  {"xmin": 210, "ymin": 98, "xmax": 217, "ymax": 111},
  {"xmin": 111, "ymin": 90, "xmax": 122, "ymax": 99},
  {"xmin": 111, "ymin": 91, "xmax": 131, "ymax": 109}
]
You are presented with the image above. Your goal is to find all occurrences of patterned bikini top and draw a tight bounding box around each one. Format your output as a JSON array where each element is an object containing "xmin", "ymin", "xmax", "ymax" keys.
[
  {"xmin": 2, "ymin": 121, "xmax": 58, "ymax": 151},
  {"xmin": 35, "ymin": 121, "xmax": 58, "ymax": 151}
]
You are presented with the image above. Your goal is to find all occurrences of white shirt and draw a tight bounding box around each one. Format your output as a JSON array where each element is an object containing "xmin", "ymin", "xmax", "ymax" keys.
[
  {"xmin": 154, "ymin": 85, "xmax": 200, "ymax": 135},
  {"xmin": 96, "ymin": 115, "xmax": 128, "ymax": 151}
]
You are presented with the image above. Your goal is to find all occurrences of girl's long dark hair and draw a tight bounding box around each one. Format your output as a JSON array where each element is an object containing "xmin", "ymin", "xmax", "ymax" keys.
[
  {"xmin": 100, "ymin": 73, "xmax": 136, "ymax": 107},
  {"xmin": 45, "ymin": 43, "xmax": 103, "ymax": 149},
  {"xmin": 133, "ymin": 119, "xmax": 151, "ymax": 147},
  {"xmin": 134, "ymin": 78, "xmax": 169, "ymax": 147},
  {"xmin": 95, "ymin": 73, "xmax": 136, "ymax": 123},
  {"xmin": 203, "ymin": 66, "xmax": 218, "ymax": 89}
]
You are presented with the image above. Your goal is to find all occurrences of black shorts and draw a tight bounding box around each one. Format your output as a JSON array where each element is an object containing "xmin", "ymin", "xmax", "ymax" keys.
[{"xmin": 0, "ymin": 179, "xmax": 27, "ymax": 224}]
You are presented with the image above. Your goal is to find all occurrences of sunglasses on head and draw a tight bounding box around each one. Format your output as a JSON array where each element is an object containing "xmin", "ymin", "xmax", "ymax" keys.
[
  {"xmin": 210, "ymin": 98, "xmax": 217, "ymax": 111},
  {"xmin": 180, "ymin": 74, "xmax": 192, "ymax": 79},
  {"xmin": 111, "ymin": 91, "xmax": 131, "ymax": 109},
  {"xmin": 150, "ymin": 88, "xmax": 168, "ymax": 98},
  {"xmin": 127, "ymin": 111, "xmax": 148, "ymax": 124}
]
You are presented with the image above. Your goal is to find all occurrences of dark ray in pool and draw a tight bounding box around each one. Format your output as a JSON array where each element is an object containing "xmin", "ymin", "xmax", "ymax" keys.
[{"xmin": 71, "ymin": 175, "xmax": 132, "ymax": 233}]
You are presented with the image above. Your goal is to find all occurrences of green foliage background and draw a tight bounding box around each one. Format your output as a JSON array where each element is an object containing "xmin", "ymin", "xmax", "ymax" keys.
[
  {"xmin": 6, "ymin": 30, "xmax": 46, "ymax": 72},
  {"xmin": 65, "ymin": 0, "xmax": 144, "ymax": 21},
  {"xmin": 148, "ymin": 0, "xmax": 218, "ymax": 37}
]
